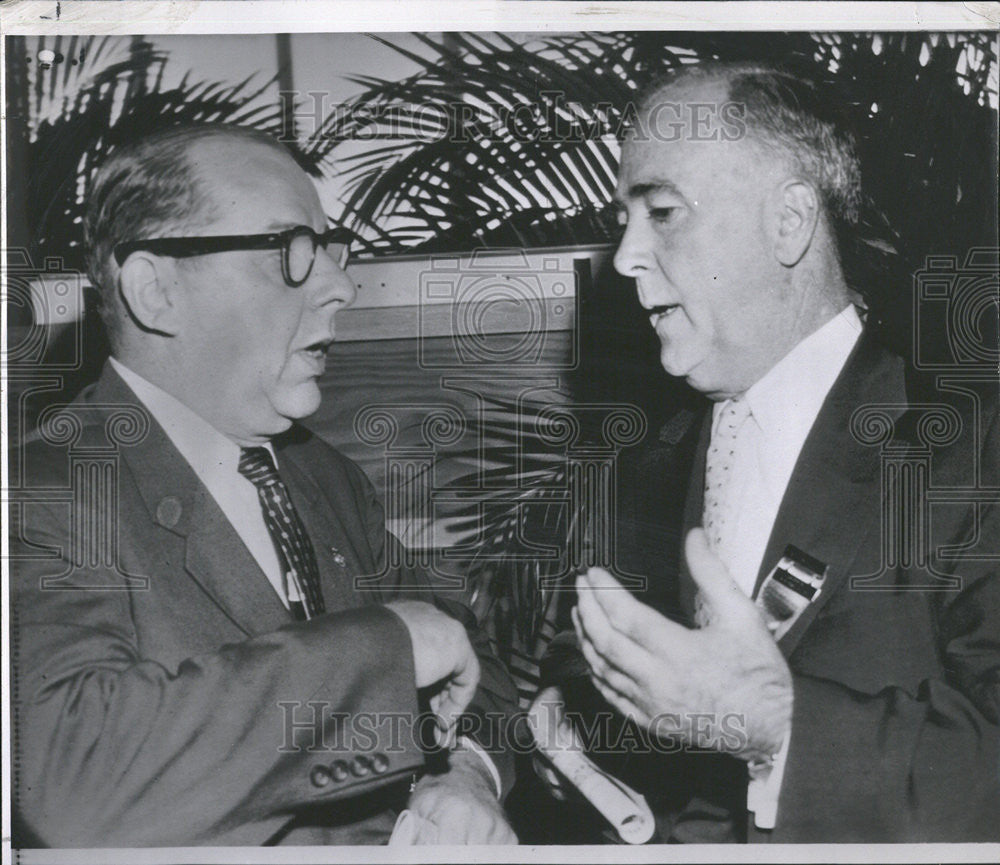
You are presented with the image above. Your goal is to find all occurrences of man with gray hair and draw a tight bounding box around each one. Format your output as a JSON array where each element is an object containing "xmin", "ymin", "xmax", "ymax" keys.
[
  {"xmin": 536, "ymin": 62, "xmax": 999, "ymax": 842},
  {"xmin": 11, "ymin": 123, "xmax": 518, "ymax": 847}
]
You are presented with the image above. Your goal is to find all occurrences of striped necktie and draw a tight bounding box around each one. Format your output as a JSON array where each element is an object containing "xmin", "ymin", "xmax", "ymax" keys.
[{"xmin": 238, "ymin": 447, "xmax": 326, "ymax": 620}]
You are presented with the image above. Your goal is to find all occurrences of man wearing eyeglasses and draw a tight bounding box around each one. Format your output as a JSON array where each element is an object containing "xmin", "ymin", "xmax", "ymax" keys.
[{"xmin": 11, "ymin": 124, "xmax": 518, "ymax": 847}]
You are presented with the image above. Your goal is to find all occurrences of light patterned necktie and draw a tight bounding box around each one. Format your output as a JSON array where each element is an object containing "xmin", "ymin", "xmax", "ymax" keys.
[
  {"xmin": 702, "ymin": 398, "xmax": 752, "ymax": 554},
  {"xmin": 238, "ymin": 447, "xmax": 326, "ymax": 620}
]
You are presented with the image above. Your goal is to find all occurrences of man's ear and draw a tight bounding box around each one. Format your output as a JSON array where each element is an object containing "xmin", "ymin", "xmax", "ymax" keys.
[
  {"xmin": 117, "ymin": 254, "xmax": 181, "ymax": 336},
  {"xmin": 773, "ymin": 178, "xmax": 819, "ymax": 267}
]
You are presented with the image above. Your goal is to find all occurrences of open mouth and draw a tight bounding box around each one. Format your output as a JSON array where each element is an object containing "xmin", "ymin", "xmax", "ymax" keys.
[{"xmin": 649, "ymin": 304, "xmax": 680, "ymax": 325}]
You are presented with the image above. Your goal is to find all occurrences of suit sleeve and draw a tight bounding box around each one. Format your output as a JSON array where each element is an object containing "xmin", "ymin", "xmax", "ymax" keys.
[
  {"xmin": 10, "ymin": 465, "xmax": 426, "ymax": 846},
  {"xmin": 345, "ymin": 457, "xmax": 521, "ymax": 796}
]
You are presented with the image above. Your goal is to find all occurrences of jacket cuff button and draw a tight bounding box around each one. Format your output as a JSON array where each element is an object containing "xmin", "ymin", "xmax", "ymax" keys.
[
  {"xmin": 309, "ymin": 765, "xmax": 332, "ymax": 788},
  {"xmin": 350, "ymin": 756, "xmax": 371, "ymax": 778},
  {"xmin": 330, "ymin": 760, "xmax": 350, "ymax": 782},
  {"xmin": 372, "ymin": 753, "xmax": 390, "ymax": 774}
]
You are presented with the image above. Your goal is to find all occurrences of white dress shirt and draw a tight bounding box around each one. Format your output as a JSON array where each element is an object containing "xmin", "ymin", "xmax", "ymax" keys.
[
  {"xmin": 706, "ymin": 305, "xmax": 863, "ymax": 828},
  {"xmin": 109, "ymin": 358, "xmax": 502, "ymax": 796}
]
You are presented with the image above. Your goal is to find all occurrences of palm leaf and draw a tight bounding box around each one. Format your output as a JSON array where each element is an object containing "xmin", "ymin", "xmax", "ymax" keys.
[
  {"xmin": 26, "ymin": 37, "xmax": 344, "ymax": 270},
  {"xmin": 329, "ymin": 31, "xmax": 995, "ymax": 269}
]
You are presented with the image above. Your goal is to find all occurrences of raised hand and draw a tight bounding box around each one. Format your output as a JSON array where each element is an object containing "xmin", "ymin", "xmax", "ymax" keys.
[{"xmin": 573, "ymin": 528, "xmax": 792, "ymax": 762}]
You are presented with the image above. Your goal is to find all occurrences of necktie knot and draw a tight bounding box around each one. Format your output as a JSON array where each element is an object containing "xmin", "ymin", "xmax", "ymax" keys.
[
  {"xmin": 714, "ymin": 397, "xmax": 751, "ymax": 441},
  {"xmin": 238, "ymin": 447, "xmax": 280, "ymax": 487}
]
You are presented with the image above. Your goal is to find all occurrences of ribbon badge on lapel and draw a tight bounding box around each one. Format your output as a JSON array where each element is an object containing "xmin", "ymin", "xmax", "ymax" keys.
[{"xmin": 756, "ymin": 545, "xmax": 829, "ymax": 640}]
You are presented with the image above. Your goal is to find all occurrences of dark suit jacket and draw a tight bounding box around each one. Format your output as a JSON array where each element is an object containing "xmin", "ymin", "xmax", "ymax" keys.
[
  {"xmin": 10, "ymin": 364, "xmax": 518, "ymax": 847},
  {"xmin": 548, "ymin": 328, "xmax": 1000, "ymax": 842}
]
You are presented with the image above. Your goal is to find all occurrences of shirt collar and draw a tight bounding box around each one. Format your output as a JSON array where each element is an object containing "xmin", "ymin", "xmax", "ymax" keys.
[
  {"xmin": 109, "ymin": 357, "xmax": 277, "ymax": 475},
  {"xmin": 740, "ymin": 304, "xmax": 863, "ymax": 439}
]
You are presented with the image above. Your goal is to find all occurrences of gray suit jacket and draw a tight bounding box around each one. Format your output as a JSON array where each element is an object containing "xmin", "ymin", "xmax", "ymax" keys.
[{"xmin": 11, "ymin": 363, "xmax": 517, "ymax": 846}]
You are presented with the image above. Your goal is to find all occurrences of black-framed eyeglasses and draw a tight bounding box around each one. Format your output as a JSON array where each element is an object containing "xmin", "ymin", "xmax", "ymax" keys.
[{"xmin": 113, "ymin": 225, "xmax": 355, "ymax": 288}]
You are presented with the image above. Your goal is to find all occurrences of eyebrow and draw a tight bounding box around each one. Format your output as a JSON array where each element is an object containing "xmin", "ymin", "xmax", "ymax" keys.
[
  {"xmin": 263, "ymin": 220, "xmax": 305, "ymax": 232},
  {"xmin": 613, "ymin": 179, "xmax": 687, "ymax": 207}
]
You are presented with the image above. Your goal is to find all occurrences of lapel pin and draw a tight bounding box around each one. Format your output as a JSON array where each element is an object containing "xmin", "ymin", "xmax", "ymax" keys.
[{"xmin": 156, "ymin": 496, "xmax": 182, "ymax": 529}]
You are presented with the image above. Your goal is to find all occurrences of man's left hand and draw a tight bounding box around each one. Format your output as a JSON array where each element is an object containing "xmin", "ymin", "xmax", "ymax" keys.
[
  {"xmin": 406, "ymin": 748, "xmax": 517, "ymax": 844},
  {"xmin": 574, "ymin": 528, "xmax": 793, "ymax": 762}
]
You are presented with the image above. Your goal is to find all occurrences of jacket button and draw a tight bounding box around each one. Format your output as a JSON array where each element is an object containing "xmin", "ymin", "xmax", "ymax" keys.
[
  {"xmin": 372, "ymin": 753, "xmax": 389, "ymax": 774},
  {"xmin": 330, "ymin": 760, "xmax": 349, "ymax": 782},
  {"xmin": 310, "ymin": 765, "xmax": 332, "ymax": 788},
  {"xmin": 350, "ymin": 756, "xmax": 371, "ymax": 777}
]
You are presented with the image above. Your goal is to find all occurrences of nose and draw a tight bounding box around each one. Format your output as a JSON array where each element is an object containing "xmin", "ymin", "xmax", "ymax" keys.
[
  {"xmin": 613, "ymin": 216, "xmax": 649, "ymax": 281},
  {"xmin": 306, "ymin": 246, "xmax": 357, "ymax": 313},
  {"xmin": 613, "ymin": 217, "xmax": 660, "ymax": 310}
]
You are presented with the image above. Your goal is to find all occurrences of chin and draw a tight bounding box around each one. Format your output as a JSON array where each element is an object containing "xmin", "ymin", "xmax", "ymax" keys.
[
  {"xmin": 684, "ymin": 370, "xmax": 741, "ymax": 401},
  {"xmin": 659, "ymin": 350, "xmax": 692, "ymax": 382},
  {"xmin": 271, "ymin": 383, "xmax": 322, "ymax": 424}
]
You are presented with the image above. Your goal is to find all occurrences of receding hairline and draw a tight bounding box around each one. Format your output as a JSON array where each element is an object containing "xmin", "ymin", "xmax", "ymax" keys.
[
  {"xmin": 636, "ymin": 61, "xmax": 798, "ymax": 114},
  {"xmin": 179, "ymin": 128, "xmax": 299, "ymax": 164},
  {"xmin": 625, "ymin": 71, "xmax": 754, "ymax": 155},
  {"xmin": 623, "ymin": 65, "xmax": 840, "ymax": 195},
  {"xmin": 92, "ymin": 124, "xmax": 300, "ymax": 219},
  {"xmin": 628, "ymin": 69, "xmax": 765, "ymax": 150},
  {"xmin": 638, "ymin": 68, "xmax": 734, "ymax": 114},
  {"xmin": 157, "ymin": 127, "xmax": 305, "ymax": 196},
  {"xmin": 175, "ymin": 133, "xmax": 312, "ymax": 216}
]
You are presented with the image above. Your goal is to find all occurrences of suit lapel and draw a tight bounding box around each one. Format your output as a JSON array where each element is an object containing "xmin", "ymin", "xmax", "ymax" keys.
[
  {"xmin": 92, "ymin": 365, "xmax": 293, "ymax": 636},
  {"xmin": 277, "ymin": 444, "xmax": 373, "ymax": 612},
  {"xmin": 676, "ymin": 331, "xmax": 906, "ymax": 655},
  {"xmin": 755, "ymin": 331, "xmax": 907, "ymax": 658}
]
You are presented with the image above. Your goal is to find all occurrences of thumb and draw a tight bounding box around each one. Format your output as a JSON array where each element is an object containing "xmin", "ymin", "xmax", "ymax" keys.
[
  {"xmin": 430, "ymin": 650, "xmax": 480, "ymax": 745},
  {"xmin": 429, "ymin": 691, "xmax": 461, "ymax": 750},
  {"xmin": 684, "ymin": 528, "xmax": 749, "ymax": 620}
]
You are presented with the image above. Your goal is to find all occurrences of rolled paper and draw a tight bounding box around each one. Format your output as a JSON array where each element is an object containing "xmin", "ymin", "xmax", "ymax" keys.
[{"xmin": 528, "ymin": 688, "xmax": 656, "ymax": 844}]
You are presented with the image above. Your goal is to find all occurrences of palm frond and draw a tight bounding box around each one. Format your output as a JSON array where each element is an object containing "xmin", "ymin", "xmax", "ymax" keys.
[
  {"xmin": 25, "ymin": 37, "xmax": 344, "ymax": 270},
  {"xmin": 328, "ymin": 31, "xmax": 996, "ymax": 267}
]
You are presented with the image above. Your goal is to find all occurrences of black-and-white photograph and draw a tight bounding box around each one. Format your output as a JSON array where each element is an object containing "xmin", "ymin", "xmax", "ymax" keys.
[{"xmin": 2, "ymin": 2, "xmax": 999, "ymax": 861}]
